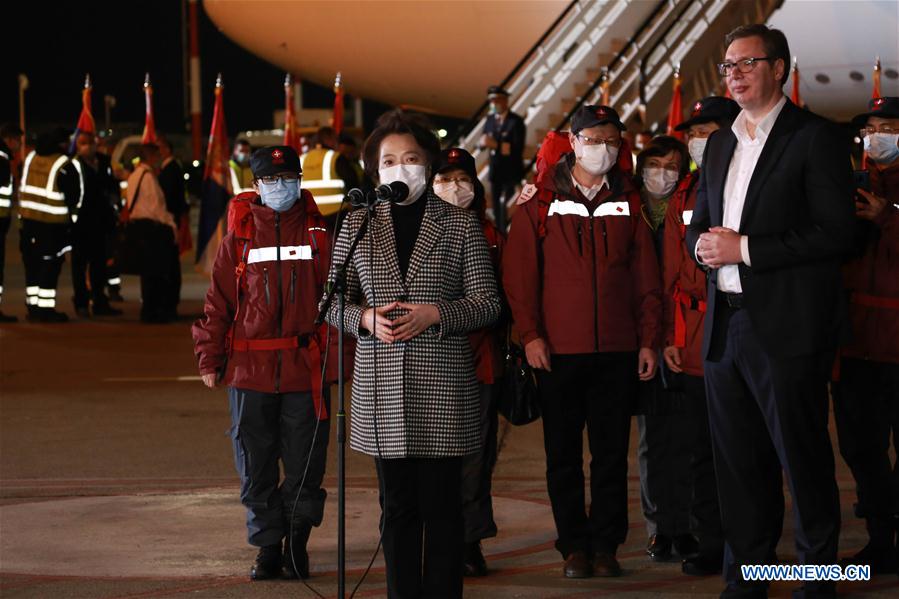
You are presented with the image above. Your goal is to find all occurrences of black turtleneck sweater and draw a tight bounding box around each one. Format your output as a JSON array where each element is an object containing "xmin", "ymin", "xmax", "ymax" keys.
[{"xmin": 390, "ymin": 195, "xmax": 427, "ymax": 278}]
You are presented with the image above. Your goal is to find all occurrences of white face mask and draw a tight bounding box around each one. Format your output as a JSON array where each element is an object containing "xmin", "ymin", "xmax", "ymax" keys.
[
  {"xmin": 378, "ymin": 163, "xmax": 428, "ymax": 205},
  {"xmin": 642, "ymin": 167, "xmax": 680, "ymax": 197},
  {"xmin": 574, "ymin": 139, "xmax": 618, "ymax": 175},
  {"xmin": 864, "ymin": 133, "xmax": 899, "ymax": 165},
  {"xmin": 433, "ymin": 180, "xmax": 475, "ymax": 209},
  {"xmin": 688, "ymin": 137, "xmax": 708, "ymax": 168}
]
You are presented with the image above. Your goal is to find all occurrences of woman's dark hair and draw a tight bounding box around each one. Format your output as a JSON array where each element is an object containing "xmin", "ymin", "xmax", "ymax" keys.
[
  {"xmin": 362, "ymin": 109, "xmax": 440, "ymax": 181},
  {"xmin": 432, "ymin": 165, "xmax": 488, "ymax": 220},
  {"xmin": 635, "ymin": 135, "xmax": 690, "ymax": 183},
  {"xmin": 724, "ymin": 24, "xmax": 790, "ymax": 86}
]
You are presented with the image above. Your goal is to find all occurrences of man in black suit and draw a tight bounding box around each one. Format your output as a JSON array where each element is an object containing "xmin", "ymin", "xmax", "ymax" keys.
[
  {"xmin": 686, "ymin": 24, "xmax": 854, "ymax": 599},
  {"xmin": 157, "ymin": 136, "xmax": 187, "ymax": 319},
  {"xmin": 480, "ymin": 86, "xmax": 525, "ymax": 232}
]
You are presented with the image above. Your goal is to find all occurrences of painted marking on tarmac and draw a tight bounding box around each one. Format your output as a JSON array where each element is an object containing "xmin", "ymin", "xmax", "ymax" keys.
[{"xmin": 102, "ymin": 376, "xmax": 202, "ymax": 382}]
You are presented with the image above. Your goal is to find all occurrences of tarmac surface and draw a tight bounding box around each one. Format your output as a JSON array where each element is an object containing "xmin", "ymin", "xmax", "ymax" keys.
[{"xmin": 1, "ymin": 244, "xmax": 897, "ymax": 598}]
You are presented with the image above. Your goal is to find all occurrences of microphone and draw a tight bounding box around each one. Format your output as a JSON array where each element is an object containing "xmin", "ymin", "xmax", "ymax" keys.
[
  {"xmin": 374, "ymin": 181, "xmax": 409, "ymax": 204},
  {"xmin": 346, "ymin": 187, "xmax": 373, "ymax": 207}
]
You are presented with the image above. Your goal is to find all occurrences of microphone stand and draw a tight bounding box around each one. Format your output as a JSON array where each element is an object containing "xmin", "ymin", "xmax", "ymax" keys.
[{"xmin": 315, "ymin": 201, "xmax": 375, "ymax": 599}]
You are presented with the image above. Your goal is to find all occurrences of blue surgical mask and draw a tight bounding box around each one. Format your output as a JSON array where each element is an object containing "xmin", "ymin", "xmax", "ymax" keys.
[{"xmin": 259, "ymin": 178, "xmax": 300, "ymax": 212}]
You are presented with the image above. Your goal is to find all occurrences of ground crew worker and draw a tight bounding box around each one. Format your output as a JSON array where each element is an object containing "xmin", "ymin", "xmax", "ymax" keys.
[
  {"xmin": 503, "ymin": 105, "xmax": 661, "ymax": 579},
  {"xmin": 18, "ymin": 128, "xmax": 80, "ymax": 323},
  {"xmin": 0, "ymin": 123, "xmax": 23, "ymax": 322},
  {"xmin": 70, "ymin": 131, "xmax": 122, "ymax": 317},
  {"xmin": 229, "ymin": 139, "xmax": 255, "ymax": 195},
  {"xmin": 481, "ymin": 86, "xmax": 526, "ymax": 232},
  {"xmin": 832, "ymin": 96, "xmax": 899, "ymax": 575},
  {"xmin": 654, "ymin": 96, "xmax": 741, "ymax": 577},
  {"xmin": 300, "ymin": 126, "xmax": 358, "ymax": 220},
  {"xmin": 192, "ymin": 146, "xmax": 334, "ymax": 581}
]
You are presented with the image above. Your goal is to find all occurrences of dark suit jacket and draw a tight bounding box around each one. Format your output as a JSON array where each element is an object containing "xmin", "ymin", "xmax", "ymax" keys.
[
  {"xmin": 159, "ymin": 158, "xmax": 188, "ymax": 219},
  {"xmin": 483, "ymin": 111, "xmax": 526, "ymax": 180},
  {"xmin": 685, "ymin": 99, "xmax": 855, "ymax": 358}
]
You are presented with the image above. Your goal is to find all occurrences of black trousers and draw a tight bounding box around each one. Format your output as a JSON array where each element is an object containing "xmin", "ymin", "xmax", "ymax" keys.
[
  {"xmin": 376, "ymin": 456, "xmax": 464, "ymax": 599},
  {"xmin": 461, "ymin": 382, "xmax": 499, "ymax": 543},
  {"xmin": 638, "ymin": 374, "xmax": 723, "ymax": 555},
  {"xmin": 705, "ymin": 306, "xmax": 838, "ymax": 595},
  {"xmin": 0, "ymin": 216, "xmax": 9, "ymax": 304},
  {"xmin": 71, "ymin": 222, "xmax": 110, "ymax": 308},
  {"xmin": 536, "ymin": 352, "xmax": 636, "ymax": 557},
  {"xmin": 228, "ymin": 387, "xmax": 331, "ymax": 548},
  {"xmin": 832, "ymin": 358, "xmax": 899, "ymax": 546},
  {"xmin": 19, "ymin": 219, "xmax": 68, "ymax": 309},
  {"xmin": 489, "ymin": 176, "xmax": 517, "ymax": 233},
  {"xmin": 139, "ymin": 242, "xmax": 179, "ymax": 321}
]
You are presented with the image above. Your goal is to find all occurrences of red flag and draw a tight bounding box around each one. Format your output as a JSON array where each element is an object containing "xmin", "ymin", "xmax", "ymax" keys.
[
  {"xmin": 790, "ymin": 58, "xmax": 802, "ymax": 107},
  {"xmin": 284, "ymin": 73, "xmax": 302, "ymax": 153},
  {"xmin": 332, "ymin": 72, "xmax": 344, "ymax": 136},
  {"xmin": 873, "ymin": 56, "xmax": 882, "ymax": 99},
  {"xmin": 76, "ymin": 74, "xmax": 96, "ymax": 135},
  {"xmin": 141, "ymin": 73, "xmax": 158, "ymax": 145},
  {"xmin": 666, "ymin": 67, "xmax": 683, "ymax": 140},
  {"xmin": 197, "ymin": 74, "xmax": 232, "ymax": 273}
]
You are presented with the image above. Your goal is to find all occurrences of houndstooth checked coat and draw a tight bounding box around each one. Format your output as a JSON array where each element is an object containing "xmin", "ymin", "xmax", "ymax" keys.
[{"xmin": 323, "ymin": 192, "xmax": 501, "ymax": 458}]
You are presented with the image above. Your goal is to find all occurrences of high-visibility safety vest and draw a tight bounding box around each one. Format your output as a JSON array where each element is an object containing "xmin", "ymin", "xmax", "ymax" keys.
[
  {"xmin": 18, "ymin": 151, "xmax": 71, "ymax": 224},
  {"xmin": 0, "ymin": 149, "xmax": 13, "ymax": 219},
  {"xmin": 229, "ymin": 160, "xmax": 255, "ymax": 195},
  {"xmin": 300, "ymin": 148, "xmax": 345, "ymax": 216}
]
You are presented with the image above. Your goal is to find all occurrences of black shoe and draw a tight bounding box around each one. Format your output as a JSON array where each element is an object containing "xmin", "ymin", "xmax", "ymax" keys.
[
  {"xmin": 647, "ymin": 534, "xmax": 673, "ymax": 562},
  {"xmin": 108, "ymin": 288, "xmax": 124, "ymax": 303},
  {"xmin": 682, "ymin": 553, "xmax": 723, "ymax": 576},
  {"xmin": 463, "ymin": 541, "xmax": 488, "ymax": 577},
  {"xmin": 283, "ymin": 520, "xmax": 312, "ymax": 579},
  {"xmin": 26, "ymin": 306, "xmax": 41, "ymax": 322},
  {"xmin": 39, "ymin": 308, "xmax": 69, "ymax": 323},
  {"xmin": 563, "ymin": 551, "xmax": 592, "ymax": 578},
  {"xmin": 75, "ymin": 306, "xmax": 91, "ymax": 319},
  {"xmin": 250, "ymin": 543, "xmax": 283, "ymax": 581},
  {"xmin": 674, "ymin": 534, "xmax": 699, "ymax": 558},
  {"xmin": 92, "ymin": 303, "xmax": 123, "ymax": 317},
  {"xmin": 592, "ymin": 552, "xmax": 623, "ymax": 577},
  {"xmin": 839, "ymin": 540, "xmax": 896, "ymax": 575},
  {"xmin": 0, "ymin": 310, "xmax": 18, "ymax": 323}
]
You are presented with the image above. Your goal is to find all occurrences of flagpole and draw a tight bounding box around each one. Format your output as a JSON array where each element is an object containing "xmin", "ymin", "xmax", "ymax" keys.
[
  {"xmin": 18, "ymin": 74, "xmax": 28, "ymax": 161},
  {"xmin": 189, "ymin": 0, "xmax": 202, "ymax": 161}
]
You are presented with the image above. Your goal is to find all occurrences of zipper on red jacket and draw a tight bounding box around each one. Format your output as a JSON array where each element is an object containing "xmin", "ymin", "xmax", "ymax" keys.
[
  {"xmin": 577, "ymin": 225, "xmax": 583, "ymax": 256},
  {"xmin": 275, "ymin": 212, "xmax": 282, "ymax": 394},
  {"xmin": 290, "ymin": 265, "xmax": 297, "ymax": 303},
  {"xmin": 589, "ymin": 216, "xmax": 599, "ymax": 352},
  {"xmin": 263, "ymin": 268, "xmax": 270, "ymax": 304}
]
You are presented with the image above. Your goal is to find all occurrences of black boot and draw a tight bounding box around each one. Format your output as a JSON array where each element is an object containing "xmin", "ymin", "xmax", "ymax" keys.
[
  {"xmin": 283, "ymin": 520, "xmax": 312, "ymax": 579},
  {"xmin": 39, "ymin": 308, "xmax": 69, "ymax": 323},
  {"xmin": 463, "ymin": 541, "xmax": 488, "ymax": 577},
  {"xmin": 250, "ymin": 543, "xmax": 283, "ymax": 581},
  {"xmin": 0, "ymin": 309, "xmax": 18, "ymax": 323}
]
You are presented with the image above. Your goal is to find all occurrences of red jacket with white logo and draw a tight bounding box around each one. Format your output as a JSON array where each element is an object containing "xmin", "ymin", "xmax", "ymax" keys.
[
  {"xmin": 503, "ymin": 156, "xmax": 661, "ymax": 355},
  {"xmin": 192, "ymin": 196, "xmax": 335, "ymax": 393},
  {"xmin": 662, "ymin": 172, "xmax": 707, "ymax": 376},
  {"xmin": 841, "ymin": 161, "xmax": 899, "ymax": 364}
]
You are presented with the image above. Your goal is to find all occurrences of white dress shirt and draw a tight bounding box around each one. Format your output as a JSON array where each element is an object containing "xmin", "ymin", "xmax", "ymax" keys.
[
  {"xmin": 571, "ymin": 173, "xmax": 608, "ymax": 200},
  {"xmin": 126, "ymin": 163, "xmax": 177, "ymax": 232},
  {"xmin": 716, "ymin": 95, "xmax": 787, "ymax": 293}
]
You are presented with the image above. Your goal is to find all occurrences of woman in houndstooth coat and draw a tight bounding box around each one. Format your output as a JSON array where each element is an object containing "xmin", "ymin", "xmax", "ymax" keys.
[{"xmin": 323, "ymin": 110, "xmax": 501, "ymax": 598}]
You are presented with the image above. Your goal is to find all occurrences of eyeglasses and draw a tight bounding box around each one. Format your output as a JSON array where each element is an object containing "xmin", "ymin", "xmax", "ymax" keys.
[
  {"xmin": 860, "ymin": 125, "xmax": 898, "ymax": 137},
  {"xmin": 255, "ymin": 173, "xmax": 301, "ymax": 185},
  {"xmin": 716, "ymin": 57, "xmax": 774, "ymax": 77},
  {"xmin": 576, "ymin": 133, "xmax": 621, "ymax": 147}
]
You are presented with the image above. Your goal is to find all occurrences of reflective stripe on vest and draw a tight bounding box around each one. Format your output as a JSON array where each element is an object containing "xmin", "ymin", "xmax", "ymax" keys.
[
  {"xmin": 300, "ymin": 149, "xmax": 345, "ymax": 214},
  {"xmin": 229, "ymin": 161, "xmax": 254, "ymax": 195},
  {"xmin": 0, "ymin": 148, "xmax": 12, "ymax": 215},
  {"xmin": 70, "ymin": 158, "xmax": 86, "ymax": 223},
  {"xmin": 547, "ymin": 199, "xmax": 630, "ymax": 218},
  {"xmin": 246, "ymin": 245, "xmax": 313, "ymax": 265},
  {"xmin": 19, "ymin": 152, "xmax": 70, "ymax": 223}
]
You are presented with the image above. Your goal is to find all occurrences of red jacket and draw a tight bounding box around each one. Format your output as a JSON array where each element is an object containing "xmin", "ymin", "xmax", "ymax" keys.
[
  {"xmin": 192, "ymin": 196, "xmax": 335, "ymax": 393},
  {"xmin": 503, "ymin": 156, "xmax": 661, "ymax": 355},
  {"xmin": 841, "ymin": 161, "xmax": 899, "ymax": 364},
  {"xmin": 662, "ymin": 172, "xmax": 706, "ymax": 376},
  {"xmin": 469, "ymin": 220, "xmax": 506, "ymax": 384}
]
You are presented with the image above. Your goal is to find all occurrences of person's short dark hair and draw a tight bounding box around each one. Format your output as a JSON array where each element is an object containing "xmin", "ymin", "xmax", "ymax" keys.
[
  {"xmin": 338, "ymin": 132, "xmax": 357, "ymax": 147},
  {"xmin": 234, "ymin": 138, "xmax": 250, "ymax": 148},
  {"xmin": 138, "ymin": 143, "xmax": 160, "ymax": 162},
  {"xmin": 635, "ymin": 135, "xmax": 690, "ymax": 182},
  {"xmin": 362, "ymin": 110, "xmax": 440, "ymax": 181},
  {"xmin": 724, "ymin": 24, "xmax": 790, "ymax": 86},
  {"xmin": 317, "ymin": 126, "xmax": 336, "ymax": 139},
  {"xmin": 0, "ymin": 123, "xmax": 24, "ymax": 140},
  {"xmin": 157, "ymin": 135, "xmax": 172, "ymax": 152}
]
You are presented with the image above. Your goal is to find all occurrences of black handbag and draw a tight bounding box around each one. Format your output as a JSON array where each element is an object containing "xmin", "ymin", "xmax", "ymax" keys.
[
  {"xmin": 115, "ymin": 172, "xmax": 175, "ymax": 275},
  {"xmin": 497, "ymin": 340, "xmax": 541, "ymax": 426}
]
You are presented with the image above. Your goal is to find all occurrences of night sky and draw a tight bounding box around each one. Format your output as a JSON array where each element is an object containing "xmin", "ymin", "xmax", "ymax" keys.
[{"xmin": 5, "ymin": 1, "xmax": 339, "ymax": 140}]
